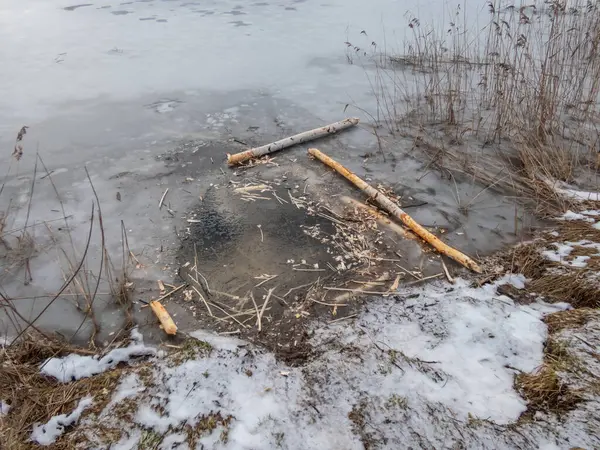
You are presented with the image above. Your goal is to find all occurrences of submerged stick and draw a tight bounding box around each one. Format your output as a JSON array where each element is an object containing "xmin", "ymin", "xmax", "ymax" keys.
[
  {"xmin": 308, "ymin": 148, "xmax": 482, "ymax": 273},
  {"xmin": 257, "ymin": 288, "xmax": 274, "ymax": 332},
  {"xmin": 340, "ymin": 195, "xmax": 416, "ymax": 240},
  {"xmin": 150, "ymin": 301, "xmax": 177, "ymax": 335},
  {"xmin": 227, "ymin": 118, "xmax": 359, "ymax": 165},
  {"xmin": 158, "ymin": 188, "xmax": 169, "ymax": 209}
]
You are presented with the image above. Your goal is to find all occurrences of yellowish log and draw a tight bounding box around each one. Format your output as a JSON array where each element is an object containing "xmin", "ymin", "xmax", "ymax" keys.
[
  {"xmin": 150, "ymin": 301, "xmax": 177, "ymax": 335},
  {"xmin": 308, "ymin": 148, "xmax": 482, "ymax": 273}
]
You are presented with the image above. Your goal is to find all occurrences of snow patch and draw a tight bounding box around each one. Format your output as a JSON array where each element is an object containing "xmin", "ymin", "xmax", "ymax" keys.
[
  {"xmin": 109, "ymin": 373, "xmax": 146, "ymax": 405},
  {"xmin": 41, "ymin": 329, "xmax": 156, "ymax": 382},
  {"xmin": 553, "ymin": 182, "xmax": 600, "ymax": 202},
  {"xmin": 541, "ymin": 241, "xmax": 600, "ymax": 268},
  {"xmin": 1, "ymin": 400, "xmax": 10, "ymax": 416},
  {"xmin": 30, "ymin": 396, "xmax": 93, "ymax": 446},
  {"xmin": 560, "ymin": 189, "xmax": 600, "ymax": 202},
  {"xmin": 72, "ymin": 277, "xmax": 559, "ymax": 449},
  {"xmin": 496, "ymin": 273, "xmax": 527, "ymax": 289},
  {"xmin": 368, "ymin": 278, "xmax": 546, "ymax": 423},
  {"xmin": 560, "ymin": 210, "xmax": 595, "ymax": 222}
]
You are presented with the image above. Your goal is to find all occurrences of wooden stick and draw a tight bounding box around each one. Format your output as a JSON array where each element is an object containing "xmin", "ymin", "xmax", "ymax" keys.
[
  {"xmin": 441, "ymin": 259, "xmax": 455, "ymax": 284},
  {"xmin": 308, "ymin": 148, "xmax": 482, "ymax": 273},
  {"xmin": 158, "ymin": 188, "xmax": 169, "ymax": 209},
  {"xmin": 150, "ymin": 301, "xmax": 177, "ymax": 335},
  {"xmin": 403, "ymin": 273, "xmax": 444, "ymax": 285},
  {"xmin": 329, "ymin": 314, "xmax": 358, "ymax": 324},
  {"xmin": 250, "ymin": 292, "xmax": 261, "ymax": 330},
  {"xmin": 333, "ymin": 273, "xmax": 390, "ymax": 303},
  {"xmin": 227, "ymin": 118, "xmax": 359, "ymax": 165},
  {"xmin": 155, "ymin": 283, "xmax": 186, "ymax": 302},
  {"xmin": 257, "ymin": 288, "xmax": 274, "ymax": 332},
  {"xmin": 324, "ymin": 287, "xmax": 390, "ymax": 295}
]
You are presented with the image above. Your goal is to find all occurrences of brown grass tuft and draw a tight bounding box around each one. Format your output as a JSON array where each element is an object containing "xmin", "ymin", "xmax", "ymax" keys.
[
  {"xmin": 515, "ymin": 365, "xmax": 583, "ymax": 415},
  {"xmin": 544, "ymin": 308, "xmax": 597, "ymax": 334},
  {"xmin": 556, "ymin": 221, "xmax": 600, "ymax": 243},
  {"xmin": 0, "ymin": 333, "xmax": 126, "ymax": 450},
  {"xmin": 503, "ymin": 240, "xmax": 551, "ymax": 279},
  {"xmin": 528, "ymin": 273, "xmax": 599, "ymax": 308}
]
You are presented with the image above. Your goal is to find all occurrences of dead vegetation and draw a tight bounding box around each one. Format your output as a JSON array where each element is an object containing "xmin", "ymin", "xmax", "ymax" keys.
[
  {"xmin": 515, "ymin": 366, "xmax": 583, "ymax": 416},
  {"xmin": 347, "ymin": 0, "xmax": 600, "ymax": 213},
  {"xmin": 0, "ymin": 132, "xmax": 147, "ymax": 448},
  {"xmin": 0, "ymin": 332, "xmax": 125, "ymax": 449},
  {"xmin": 486, "ymin": 214, "xmax": 600, "ymax": 420},
  {"xmin": 544, "ymin": 308, "xmax": 597, "ymax": 334},
  {"xmin": 495, "ymin": 216, "xmax": 600, "ymax": 308}
]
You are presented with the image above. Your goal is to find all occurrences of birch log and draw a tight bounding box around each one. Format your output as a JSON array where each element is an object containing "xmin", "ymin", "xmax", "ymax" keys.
[
  {"xmin": 308, "ymin": 148, "xmax": 482, "ymax": 273},
  {"xmin": 150, "ymin": 301, "xmax": 178, "ymax": 335},
  {"xmin": 227, "ymin": 117, "xmax": 359, "ymax": 165}
]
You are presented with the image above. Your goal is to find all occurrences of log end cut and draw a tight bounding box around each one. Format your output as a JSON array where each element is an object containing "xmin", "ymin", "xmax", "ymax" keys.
[{"xmin": 150, "ymin": 301, "xmax": 178, "ymax": 335}]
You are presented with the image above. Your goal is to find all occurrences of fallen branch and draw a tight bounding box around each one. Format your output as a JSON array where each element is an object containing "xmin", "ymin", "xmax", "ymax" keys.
[
  {"xmin": 333, "ymin": 272, "xmax": 391, "ymax": 303},
  {"xmin": 155, "ymin": 283, "xmax": 186, "ymax": 302},
  {"xmin": 150, "ymin": 301, "xmax": 177, "ymax": 335},
  {"xmin": 308, "ymin": 148, "xmax": 482, "ymax": 273},
  {"xmin": 158, "ymin": 188, "xmax": 169, "ymax": 209},
  {"xmin": 227, "ymin": 118, "xmax": 359, "ymax": 165},
  {"xmin": 257, "ymin": 288, "xmax": 274, "ymax": 332},
  {"xmin": 441, "ymin": 259, "xmax": 454, "ymax": 284}
]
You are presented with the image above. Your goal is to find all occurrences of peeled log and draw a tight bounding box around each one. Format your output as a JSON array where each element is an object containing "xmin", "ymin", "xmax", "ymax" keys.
[
  {"xmin": 308, "ymin": 148, "xmax": 482, "ymax": 273},
  {"xmin": 227, "ymin": 118, "xmax": 359, "ymax": 165},
  {"xmin": 150, "ymin": 301, "xmax": 177, "ymax": 335}
]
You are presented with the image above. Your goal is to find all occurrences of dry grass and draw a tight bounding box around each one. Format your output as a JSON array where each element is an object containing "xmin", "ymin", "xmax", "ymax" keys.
[
  {"xmin": 544, "ymin": 308, "xmax": 597, "ymax": 334},
  {"xmin": 0, "ymin": 333, "xmax": 127, "ymax": 450},
  {"xmin": 495, "ymin": 217, "xmax": 600, "ymax": 308},
  {"xmin": 348, "ymin": 0, "xmax": 600, "ymax": 213},
  {"xmin": 514, "ymin": 325, "xmax": 588, "ymax": 418},
  {"xmin": 501, "ymin": 240, "xmax": 551, "ymax": 280},
  {"xmin": 490, "ymin": 217, "xmax": 600, "ymax": 418},
  {"xmin": 528, "ymin": 273, "xmax": 599, "ymax": 308},
  {"xmin": 557, "ymin": 221, "xmax": 600, "ymax": 242},
  {"xmin": 515, "ymin": 365, "xmax": 583, "ymax": 415}
]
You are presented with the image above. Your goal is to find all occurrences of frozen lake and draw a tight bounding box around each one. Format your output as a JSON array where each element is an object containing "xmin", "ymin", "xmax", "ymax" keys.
[{"xmin": 1, "ymin": 0, "xmax": 527, "ymax": 343}]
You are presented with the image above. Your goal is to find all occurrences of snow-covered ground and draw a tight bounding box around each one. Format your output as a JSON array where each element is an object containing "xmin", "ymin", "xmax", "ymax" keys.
[{"xmin": 33, "ymin": 275, "xmax": 599, "ymax": 449}]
